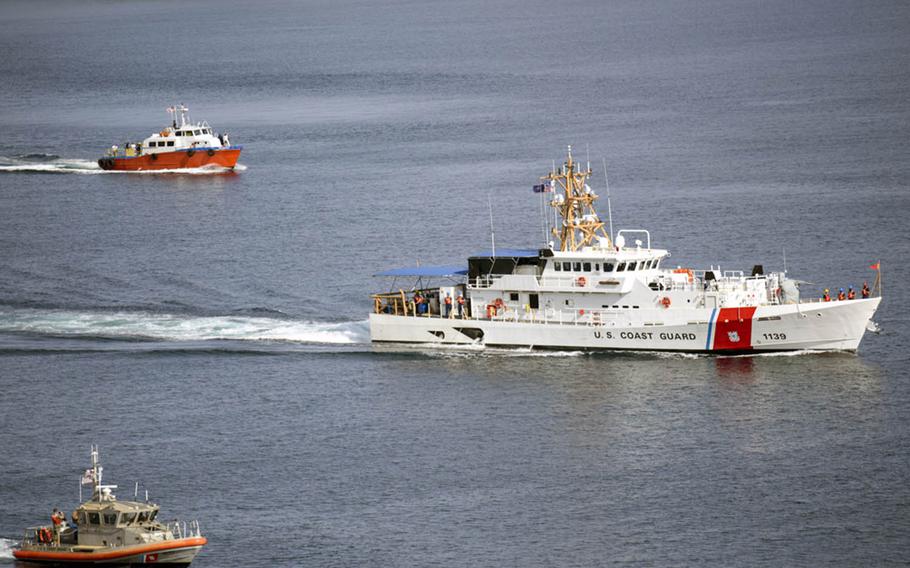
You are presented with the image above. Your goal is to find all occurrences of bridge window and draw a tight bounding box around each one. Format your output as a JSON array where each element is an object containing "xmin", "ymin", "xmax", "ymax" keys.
[
  {"xmin": 137, "ymin": 512, "xmax": 149, "ymax": 523},
  {"xmin": 583, "ymin": 262, "xmax": 591, "ymax": 271},
  {"xmin": 509, "ymin": 293, "xmax": 519, "ymax": 301},
  {"xmin": 554, "ymin": 262, "xmax": 561, "ymax": 271},
  {"xmin": 88, "ymin": 512, "xmax": 100, "ymax": 525},
  {"xmin": 573, "ymin": 262, "xmax": 581, "ymax": 271},
  {"xmin": 562, "ymin": 262, "xmax": 571, "ymax": 271},
  {"xmin": 603, "ymin": 263, "xmax": 614, "ymax": 272},
  {"xmin": 122, "ymin": 513, "xmax": 137, "ymax": 525},
  {"xmin": 193, "ymin": 130, "xmax": 201, "ymax": 135},
  {"xmin": 103, "ymin": 512, "xmax": 118, "ymax": 525},
  {"xmin": 617, "ymin": 263, "xmax": 626, "ymax": 272},
  {"xmin": 628, "ymin": 262, "xmax": 637, "ymax": 271},
  {"xmin": 166, "ymin": 141, "xmax": 174, "ymax": 147}
]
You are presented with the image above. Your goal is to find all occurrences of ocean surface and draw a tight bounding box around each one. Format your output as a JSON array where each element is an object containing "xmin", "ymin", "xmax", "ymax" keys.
[{"xmin": 1, "ymin": 0, "xmax": 909, "ymax": 565}]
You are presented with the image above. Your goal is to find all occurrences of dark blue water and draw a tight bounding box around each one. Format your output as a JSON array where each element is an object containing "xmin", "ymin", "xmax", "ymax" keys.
[{"xmin": 1, "ymin": 0, "xmax": 909, "ymax": 565}]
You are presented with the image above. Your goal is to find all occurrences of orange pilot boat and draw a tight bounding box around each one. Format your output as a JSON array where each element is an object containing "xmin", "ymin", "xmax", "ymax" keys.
[
  {"xmin": 13, "ymin": 446, "xmax": 207, "ymax": 566},
  {"xmin": 98, "ymin": 104, "xmax": 241, "ymax": 171}
]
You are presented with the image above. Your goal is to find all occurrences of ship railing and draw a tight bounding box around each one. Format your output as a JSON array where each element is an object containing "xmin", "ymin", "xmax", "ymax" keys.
[{"xmin": 166, "ymin": 519, "xmax": 202, "ymax": 540}]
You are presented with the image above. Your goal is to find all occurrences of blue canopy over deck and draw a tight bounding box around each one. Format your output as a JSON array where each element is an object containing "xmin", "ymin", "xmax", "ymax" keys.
[
  {"xmin": 374, "ymin": 265, "xmax": 468, "ymax": 277},
  {"xmin": 468, "ymin": 248, "xmax": 540, "ymax": 258}
]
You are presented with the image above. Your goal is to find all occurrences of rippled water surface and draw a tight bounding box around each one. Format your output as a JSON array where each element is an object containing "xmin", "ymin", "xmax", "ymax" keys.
[{"xmin": 1, "ymin": 0, "xmax": 909, "ymax": 565}]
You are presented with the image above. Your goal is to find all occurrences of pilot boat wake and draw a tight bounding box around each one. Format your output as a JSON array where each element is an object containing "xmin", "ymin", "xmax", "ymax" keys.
[{"xmin": 369, "ymin": 147, "xmax": 881, "ymax": 354}]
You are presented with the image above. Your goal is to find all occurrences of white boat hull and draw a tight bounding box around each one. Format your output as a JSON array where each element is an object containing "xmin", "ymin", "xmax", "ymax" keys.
[{"xmin": 370, "ymin": 298, "xmax": 880, "ymax": 353}]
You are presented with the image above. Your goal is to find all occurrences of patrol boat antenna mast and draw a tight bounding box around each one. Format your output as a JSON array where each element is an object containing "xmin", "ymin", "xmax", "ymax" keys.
[{"xmin": 542, "ymin": 146, "xmax": 612, "ymax": 251}]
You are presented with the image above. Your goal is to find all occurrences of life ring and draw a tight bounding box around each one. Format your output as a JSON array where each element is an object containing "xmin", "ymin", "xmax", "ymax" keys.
[
  {"xmin": 486, "ymin": 304, "xmax": 497, "ymax": 318},
  {"xmin": 578, "ymin": 309, "xmax": 585, "ymax": 316},
  {"xmin": 207, "ymin": 149, "xmax": 215, "ymax": 157},
  {"xmin": 159, "ymin": 130, "xmax": 168, "ymax": 137},
  {"xmin": 38, "ymin": 527, "xmax": 52, "ymax": 543},
  {"xmin": 660, "ymin": 297, "xmax": 671, "ymax": 308},
  {"xmin": 186, "ymin": 149, "xmax": 196, "ymax": 157},
  {"xmin": 576, "ymin": 276, "xmax": 587, "ymax": 287}
]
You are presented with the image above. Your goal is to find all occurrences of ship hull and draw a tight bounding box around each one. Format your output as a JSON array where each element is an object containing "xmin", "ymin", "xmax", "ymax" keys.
[
  {"xmin": 13, "ymin": 536, "xmax": 206, "ymax": 566},
  {"xmin": 370, "ymin": 298, "xmax": 880, "ymax": 353},
  {"xmin": 97, "ymin": 147, "xmax": 241, "ymax": 171}
]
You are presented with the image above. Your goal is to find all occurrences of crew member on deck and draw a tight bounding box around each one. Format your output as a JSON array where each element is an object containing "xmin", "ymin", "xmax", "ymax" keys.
[
  {"xmin": 862, "ymin": 282, "xmax": 870, "ymax": 298},
  {"xmin": 847, "ymin": 286, "xmax": 856, "ymax": 300},
  {"xmin": 822, "ymin": 289, "xmax": 831, "ymax": 302},
  {"xmin": 457, "ymin": 294, "xmax": 465, "ymax": 318},
  {"xmin": 837, "ymin": 288, "xmax": 846, "ymax": 301},
  {"xmin": 51, "ymin": 508, "xmax": 64, "ymax": 544},
  {"xmin": 444, "ymin": 294, "xmax": 453, "ymax": 318}
]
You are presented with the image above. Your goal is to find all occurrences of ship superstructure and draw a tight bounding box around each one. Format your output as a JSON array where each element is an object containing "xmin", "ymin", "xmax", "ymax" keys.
[{"xmin": 369, "ymin": 147, "xmax": 881, "ymax": 353}]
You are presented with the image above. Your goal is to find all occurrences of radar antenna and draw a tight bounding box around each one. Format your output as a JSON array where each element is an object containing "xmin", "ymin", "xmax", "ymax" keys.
[{"xmin": 541, "ymin": 146, "xmax": 612, "ymax": 251}]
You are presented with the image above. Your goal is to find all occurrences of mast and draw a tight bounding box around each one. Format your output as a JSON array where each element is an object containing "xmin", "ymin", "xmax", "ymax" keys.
[
  {"xmin": 91, "ymin": 445, "xmax": 101, "ymax": 501},
  {"xmin": 541, "ymin": 146, "xmax": 612, "ymax": 251}
]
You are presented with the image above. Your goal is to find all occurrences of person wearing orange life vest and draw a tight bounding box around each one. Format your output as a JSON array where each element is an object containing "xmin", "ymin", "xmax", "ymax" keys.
[
  {"xmin": 50, "ymin": 508, "xmax": 65, "ymax": 544},
  {"xmin": 862, "ymin": 282, "xmax": 870, "ymax": 298},
  {"xmin": 822, "ymin": 289, "xmax": 831, "ymax": 302},
  {"xmin": 847, "ymin": 286, "xmax": 856, "ymax": 300},
  {"xmin": 444, "ymin": 294, "xmax": 453, "ymax": 318},
  {"xmin": 837, "ymin": 288, "xmax": 846, "ymax": 301},
  {"xmin": 456, "ymin": 294, "xmax": 466, "ymax": 318}
]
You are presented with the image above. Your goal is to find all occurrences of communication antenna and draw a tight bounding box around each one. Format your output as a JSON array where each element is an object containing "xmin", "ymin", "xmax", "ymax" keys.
[
  {"xmin": 782, "ymin": 248, "xmax": 787, "ymax": 274},
  {"xmin": 602, "ymin": 158, "xmax": 615, "ymax": 244},
  {"xmin": 487, "ymin": 193, "xmax": 496, "ymax": 257}
]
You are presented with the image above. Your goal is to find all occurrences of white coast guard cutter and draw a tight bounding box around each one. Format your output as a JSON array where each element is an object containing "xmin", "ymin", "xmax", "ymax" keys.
[{"xmin": 369, "ymin": 147, "xmax": 881, "ymax": 353}]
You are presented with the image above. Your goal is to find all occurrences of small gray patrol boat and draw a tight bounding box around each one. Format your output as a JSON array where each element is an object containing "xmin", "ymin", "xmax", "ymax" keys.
[{"xmin": 13, "ymin": 446, "xmax": 206, "ymax": 566}]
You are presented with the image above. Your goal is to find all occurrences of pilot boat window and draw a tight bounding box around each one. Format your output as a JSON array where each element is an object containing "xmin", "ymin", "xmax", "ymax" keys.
[
  {"xmin": 194, "ymin": 130, "xmax": 201, "ymax": 136},
  {"xmin": 103, "ymin": 512, "xmax": 118, "ymax": 525},
  {"xmin": 509, "ymin": 293, "xmax": 519, "ymax": 301},
  {"xmin": 554, "ymin": 262, "xmax": 561, "ymax": 271},
  {"xmin": 175, "ymin": 131, "xmax": 183, "ymax": 136},
  {"xmin": 149, "ymin": 510, "xmax": 158, "ymax": 522},
  {"xmin": 573, "ymin": 262, "xmax": 581, "ymax": 271},
  {"xmin": 562, "ymin": 262, "xmax": 571, "ymax": 271},
  {"xmin": 628, "ymin": 262, "xmax": 637, "ymax": 271},
  {"xmin": 617, "ymin": 263, "xmax": 626, "ymax": 272},
  {"xmin": 88, "ymin": 512, "xmax": 100, "ymax": 525},
  {"xmin": 137, "ymin": 512, "xmax": 149, "ymax": 523},
  {"xmin": 603, "ymin": 262, "xmax": 615, "ymax": 272},
  {"xmin": 166, "ymin": 141, "xmax": 174, "ymax": 147},
  {"xmin": 122, "ymin": 512, "xmax": 137, "ymax": 525},
  {"xmin": 583, "ymin": 262, "xmax": 591, "ymax": 271}
]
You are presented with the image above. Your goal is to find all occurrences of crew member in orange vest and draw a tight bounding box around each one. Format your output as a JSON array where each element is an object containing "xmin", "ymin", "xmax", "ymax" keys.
[
  {"xmin": 847, "ymin": 286, "xmax": 856, "ymax": 300},
  {"xmin": 822, "ymin": 289, "xmax": 831, "ymax": 302},
  {"xmin": 837, "ymin": 288, "xmax": 846, "ymax": 301},
  {"xmin": 862, "ymin": 282, "xmax": 870, "ymax": 298},
  {"xmin": 444, "ymin": 294, "xmax": 453, "ymax": 318},
  {"xmin": 456, "ymin": 294, "xmax": 466, "ymax": 318}
]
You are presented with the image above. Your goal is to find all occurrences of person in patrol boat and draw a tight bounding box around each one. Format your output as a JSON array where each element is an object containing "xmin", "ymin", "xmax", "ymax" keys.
[
  {"xmin": 862, "ymin": 282, "xmax": 870, "ymax": 298},
  {"xmin": 837, "ymin": 288, "xmax": 846, "ymax": 301},
  {"xmin": 444, "ymin": 293, "xmax": 453, "ymax": 318},
  {"xmin": 456, "ymin": 294, "xmax": 466, "ymax": 318},
  {"xmin": 822, "ymin": 288, "xmax": 831, "ymax": 302},
  {"xmin": 847, "ymin": 286, "xmax": 856, "ymax": 300}
]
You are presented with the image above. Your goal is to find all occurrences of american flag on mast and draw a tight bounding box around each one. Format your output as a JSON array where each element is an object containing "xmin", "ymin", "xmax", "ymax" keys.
[{"xmin": 81, "ymin": 468, "xmax": 94, "ymax": 485}]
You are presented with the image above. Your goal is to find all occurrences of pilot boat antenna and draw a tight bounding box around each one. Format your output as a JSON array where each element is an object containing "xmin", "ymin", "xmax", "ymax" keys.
[{"xmin": 542, "ymin": 145, "xmax": 613, "ymax": 252}]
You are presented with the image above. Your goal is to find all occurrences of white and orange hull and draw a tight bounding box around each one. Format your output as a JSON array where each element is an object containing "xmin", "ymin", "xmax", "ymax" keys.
[
  {"xmin": 98, "ymin": 147, "xmax": 241, "ymax": 171},
  {"xmin": 13, "ymin": 536, "xmax": 206, "ymax": 566},
  {"xmin": 370, "ymin": 298, "xmax": 881, "ymax": 353}
]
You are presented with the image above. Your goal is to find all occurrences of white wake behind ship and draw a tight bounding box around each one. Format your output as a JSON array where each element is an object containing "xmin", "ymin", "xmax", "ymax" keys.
[{"xmin": 369, "ymin": 147, "xmax": 881, "ymax": 353}]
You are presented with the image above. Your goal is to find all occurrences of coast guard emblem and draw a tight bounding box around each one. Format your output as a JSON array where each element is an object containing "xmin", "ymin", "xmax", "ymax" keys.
[{"xmin": 727, "ymin": 331, "xmax": 741, "ymax": 343}]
